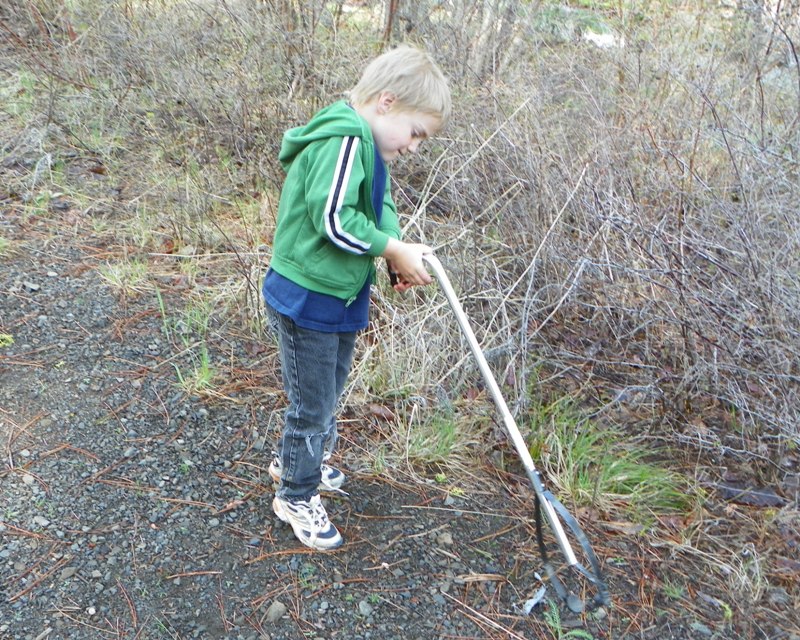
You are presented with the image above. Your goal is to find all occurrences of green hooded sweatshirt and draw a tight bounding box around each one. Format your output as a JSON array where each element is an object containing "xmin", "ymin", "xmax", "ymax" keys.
[{"xmin": 269, "ymin": 101, "xmax": 401, "ymax": 302}]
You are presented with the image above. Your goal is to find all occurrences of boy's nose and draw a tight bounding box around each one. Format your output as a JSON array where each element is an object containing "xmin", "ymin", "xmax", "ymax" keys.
[{"xmin": 408, "ymin": 139, "xmax": 420, "ymax": 153}]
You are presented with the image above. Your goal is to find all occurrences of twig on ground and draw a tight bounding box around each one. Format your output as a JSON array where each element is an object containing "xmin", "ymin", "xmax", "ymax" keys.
[
  {"xmin": 8, "ymin": 554, "xmax": 73, "ymax": 604},
  {"xmin": 442, "ymin": 591, "xmax": 529, "ymax": 640},
  {"xmin": 116, "ymin": 578, "xmax": 139, "ymax": 633}
]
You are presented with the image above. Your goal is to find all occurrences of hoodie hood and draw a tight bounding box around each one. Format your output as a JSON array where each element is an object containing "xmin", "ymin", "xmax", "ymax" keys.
[{"xmin": 279, "ymin": 101, "xmax": 373, "ymax": 170}]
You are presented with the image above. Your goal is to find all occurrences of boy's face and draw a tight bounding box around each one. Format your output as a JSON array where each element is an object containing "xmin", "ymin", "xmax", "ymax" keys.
[{"xmin": 369, "ymin": 93, "xmax": 440, "ymax": 163}]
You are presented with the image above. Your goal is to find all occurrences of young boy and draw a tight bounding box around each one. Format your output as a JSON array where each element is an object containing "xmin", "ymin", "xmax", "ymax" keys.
[{"xmin": 263, "ymin": 45, "xmax": 451, "ymax": 550}]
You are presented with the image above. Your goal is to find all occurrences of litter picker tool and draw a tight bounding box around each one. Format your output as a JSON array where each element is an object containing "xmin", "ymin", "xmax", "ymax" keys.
[{"xmin": 420, "ymin": 253, "xmax": 610, "ymax": 613}]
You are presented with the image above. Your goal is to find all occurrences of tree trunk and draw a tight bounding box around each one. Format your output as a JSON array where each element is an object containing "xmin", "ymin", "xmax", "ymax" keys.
[{"xmin": 383, "ymin": 0, "xmax": 400, "ymax": 45}]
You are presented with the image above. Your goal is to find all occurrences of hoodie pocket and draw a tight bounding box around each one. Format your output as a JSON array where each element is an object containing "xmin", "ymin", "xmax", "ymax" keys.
[{"xmin": 306, "ymin": 242, "xmax": 370, "ymax": 293}]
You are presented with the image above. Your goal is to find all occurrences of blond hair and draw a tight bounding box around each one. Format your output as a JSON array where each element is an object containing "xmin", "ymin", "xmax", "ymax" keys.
[{"xmin": 349, "ymin": 45, "xmax": 451, "ymax": 128}]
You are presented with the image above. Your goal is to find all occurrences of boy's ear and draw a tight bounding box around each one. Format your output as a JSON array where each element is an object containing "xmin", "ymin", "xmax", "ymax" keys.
[{"xmin": 377, "ymin": 91, "xmax": 397, "ymax": 113}]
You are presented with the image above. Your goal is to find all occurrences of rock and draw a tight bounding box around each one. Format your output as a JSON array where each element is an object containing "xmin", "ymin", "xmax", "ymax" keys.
[
  {"xmin": 437, "ymin": 531, "xmax": 454, "ymax": 546},
  {"xmin": 60, "ymin": 566, "xmax": 78, "ymax": 580},
  {"xmin": 592, "ymin": 606, "xmax": 608, "ymax": 621},
  {"xmin": 265, "ymin": 600, "xmax": 287, "ymax": 622},
  {"xmin": 689, "ymin": 621, "xmax": 713, "ymax": 637},
  {"xmin": 358, "ymin": 600, "xmax": 374, "ymax": 617}
]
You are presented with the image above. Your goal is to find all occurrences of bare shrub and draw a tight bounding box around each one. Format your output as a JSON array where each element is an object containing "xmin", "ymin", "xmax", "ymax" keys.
[{"xmin": 381, "ymin": 3, "xmax": 800, "ymax": 462}]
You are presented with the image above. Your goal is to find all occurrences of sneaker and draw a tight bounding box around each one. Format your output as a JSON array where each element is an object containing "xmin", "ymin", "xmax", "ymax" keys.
[
  {"xmin": 268, "ymin": 452, "xmax": 346, "ymax": 492},
  {"xmin": 272, "ymin": 494, "xmax": 343, "ymax": 550}
]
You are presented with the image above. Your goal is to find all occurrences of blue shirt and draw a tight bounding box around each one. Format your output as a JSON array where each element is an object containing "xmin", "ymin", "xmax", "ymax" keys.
[{"xmin": 263, "ymin": 145, "xmax": 387, "ymax": 333}]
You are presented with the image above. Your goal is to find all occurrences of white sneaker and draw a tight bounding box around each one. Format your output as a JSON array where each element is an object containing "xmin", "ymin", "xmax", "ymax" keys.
[
  {"xmin": 272, "ymin": 494, "xmax": 343, "ymax": 550},
  {"xmin": 269, "ymin": 452, "xmax": 346, "ymax": 492}
]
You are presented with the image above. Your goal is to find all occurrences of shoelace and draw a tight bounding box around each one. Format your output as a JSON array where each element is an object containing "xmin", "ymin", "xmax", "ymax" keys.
[{"xmin": 308, "ymin": 496, "xmax": 330, "ymax": 528}]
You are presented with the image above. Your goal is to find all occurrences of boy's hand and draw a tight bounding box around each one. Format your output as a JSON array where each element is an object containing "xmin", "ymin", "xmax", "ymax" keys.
[
  {"xmin": 387, "ymin": 269, "xmax": 415, "ymax": 293},
  {"xmin": 383, "ymin": 238, "xmax": 432, "ymax": 291}
]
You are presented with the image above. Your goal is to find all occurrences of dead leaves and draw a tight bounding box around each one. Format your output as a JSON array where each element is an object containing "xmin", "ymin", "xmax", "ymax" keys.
[{"xmin": 368, "ymin": 404, "xmax": 396, "ymax": 422}]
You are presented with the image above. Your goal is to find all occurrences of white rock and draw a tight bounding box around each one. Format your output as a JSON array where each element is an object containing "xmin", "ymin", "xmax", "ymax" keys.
[
  {"xmin": 582, "ymin": 30, "xmax": 625, "ymax": 49},
  {"xmin": 265, "ymin": 600, "xmax": 287, "ymax": 622},
  {"xmin": 437, "ymin": 531, "xmax": 454, "ymax": 546}
]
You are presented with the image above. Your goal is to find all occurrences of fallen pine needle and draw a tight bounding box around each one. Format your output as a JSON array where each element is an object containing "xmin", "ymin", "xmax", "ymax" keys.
[
  {"xmin": 442, "ymin": 591, "xmax": 528, "ymax": 640},
  {"xmin": 164, "ymin": 570, "xmax": 222, "ymax": 580}
]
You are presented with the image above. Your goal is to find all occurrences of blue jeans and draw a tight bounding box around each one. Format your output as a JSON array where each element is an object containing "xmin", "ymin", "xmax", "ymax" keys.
[{"xmin": 266, "ymin": 304, "xmax": 356, "ymax": 501}]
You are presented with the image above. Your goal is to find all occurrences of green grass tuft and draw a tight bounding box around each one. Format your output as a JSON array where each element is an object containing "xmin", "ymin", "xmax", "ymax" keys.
[{"xmin": 528, "ymin": 398, "xmax": 694, "ymax": 519}]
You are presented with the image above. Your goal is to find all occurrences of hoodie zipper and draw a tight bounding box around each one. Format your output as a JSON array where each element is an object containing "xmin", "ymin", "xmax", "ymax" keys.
[{"xmin": 345, "ymin": 263, "xmax": 373, "ymax": 307}]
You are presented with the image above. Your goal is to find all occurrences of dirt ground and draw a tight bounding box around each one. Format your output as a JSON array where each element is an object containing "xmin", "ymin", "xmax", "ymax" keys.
[{"xmin": 1, "ymin": 184, "xmax": 799, "ymax": 639}]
